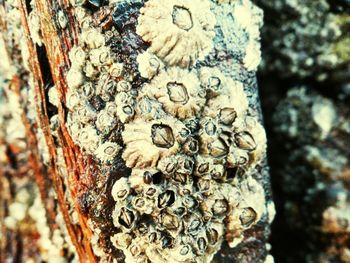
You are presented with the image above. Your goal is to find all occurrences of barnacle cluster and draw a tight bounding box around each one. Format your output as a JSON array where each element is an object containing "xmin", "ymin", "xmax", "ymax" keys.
[
  {"xmin": 64, "ymin": 0, "xmax": 269, "ymax": 261},
  {"xmin": 65, "ymin": 7, "xmax": 127, "ymax": 161}
]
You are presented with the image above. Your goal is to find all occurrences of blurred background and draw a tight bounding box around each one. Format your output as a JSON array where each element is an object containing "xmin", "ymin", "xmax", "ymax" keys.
[{"xmin": 256, "ymin": 1, "xmax": 350, "ymax": 262}]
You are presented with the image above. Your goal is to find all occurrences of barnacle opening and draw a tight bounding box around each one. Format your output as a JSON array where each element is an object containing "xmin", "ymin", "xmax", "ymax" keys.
[{"xmin": 172, "ymin": 5, "xmax": 193, "ymax": 31}]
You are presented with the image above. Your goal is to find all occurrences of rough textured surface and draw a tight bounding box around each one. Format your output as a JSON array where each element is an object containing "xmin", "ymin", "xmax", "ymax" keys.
[
  {"xmin": 255, "ymin": 1, "xmax": 350, "ymax": 262},
  {"xmin": 256, "ymin": 0, "xmax": 350, "ymax": 83},
  {"xmin": 0, "ymin": 0, "xmax": 273, "ymax": 262}
]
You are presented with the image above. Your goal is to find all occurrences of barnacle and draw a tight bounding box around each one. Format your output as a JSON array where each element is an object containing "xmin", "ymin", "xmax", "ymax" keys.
[
  {"xmin": 225, "ymin": 176, "xmax": 266, "ymax": 247},
  {"xmin": 122, "ymin": 117, "xmax": 186, "ymax": 168},
  {"xmin": 95, "ymin": 110, "xmax": 116, "ymax": 133},
  {"xmin": 136, "ymin": 96, "xmax": 167, "ymax": 121},
  {"xmin": 228, "ymin": 117, "xmax": 267, "ymax": 167},
  {"xmin": 198, "ymin": 117, "xmax": 229, "ymax": 158},
  {"xmin": 137, "ymin": 0, "xmax": 216, "ymax": 67},
  {"xmin": 201, "ymin": 70, "xmax": 248, "ymax": 120},
  {"xmin": 112, "ymin": 177, "xmax": 131, "ymax": 201},
  {"xmin": 77, "ymin": 125, "xmax": 100, "ymax": 154},
  {"xmin": 94, "ymin": 142, "xmax": 121, "ymax": 163},
  {"xmin": 137, "ymin": 51, "xmax": 164, "ymax": 79},
  {"xmin": 140, "ymin": 68, "xmax": 206, "ymax": 119}
]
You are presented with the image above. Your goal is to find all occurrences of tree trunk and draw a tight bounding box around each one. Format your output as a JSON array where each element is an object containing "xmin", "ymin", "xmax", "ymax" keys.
[{"xmin": 0, "ymin": 0, "xmax": 273, "ymax": 262}]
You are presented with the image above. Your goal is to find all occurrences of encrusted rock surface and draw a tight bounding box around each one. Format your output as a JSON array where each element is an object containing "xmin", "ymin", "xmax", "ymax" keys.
[{"xmin": 1, "ymin": 0, "xmax": 273, "ymax": 262}]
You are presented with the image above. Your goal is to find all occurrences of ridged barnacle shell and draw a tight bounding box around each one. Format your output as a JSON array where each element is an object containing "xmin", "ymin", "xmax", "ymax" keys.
[
  {"xmin": 137, "ymin": 51, "xmax": 164, "ymax": 79},
  {"xmin": 94, "ymin": 142, "xmax": 121, "ymax": 163},
  {"xmin": 81, "ymin": 28, "xmax": 105, "ymax": 49},
  {"xmin": 89, "ymin": 46, "xmax": 112, "ymax": 67},
  {"xmin": 75, "ymin": 104, "xmax": 96, "ymax": 124},
  {"xmin": 225, "ymin": 177, "xmax": 265, "ymax": 248},
  {"xmin": 228, "ymin": 116, "xmax": 267, "ymax": 167},
  {"xmin": 109, "ymin": 62, "xmax": 124, "ymax": 78},
  {"xmin": 77, "ymin": 125, "xmax": 100, "ymax": 154},
  {"xmin": 110, "ymin": 232, "xmax": 132, "ymax": 249},
  {"xmin": 122, "ymin": 117, "xmax": 186, "ymax": 168},
  {"xmin": 66, "ymin": 68, "xmax": 85, "ymax": 89},
  {"xmin": 112, "ymin": 177, "xmax": 131, "ymax": 202},
  {"xmin": 140, "ymin": 68, "xmax": 206, "ymax": 119},
  {"xmin": 237, "ymin": 176, "xmax": 265, "ymax": 228},
  {"xmin": 198, "ymin": 117, "xmax": 228, "ymax": 158},
  {"xmin": 113, "ymin": 206, "xmax": 139, "ymax": 231},
  {"xmin": 136, "ymin": 0, "xmax": 216, "ymax": 67},
  {"xmin": 69, "ymin": 46, "xmax": 87, "ymax": 69},
  {"xmin": 202, "ymin": 72, "xmax": 248, "ymax": 121},
  {"xmin": 95, "ymin": 110, "xmax": 116, "ymax": 133},
  {"xmin": 66, "ymin": 89, "xmax": 82, "ymax": 110},
  {"xmin": 136, "ymin": 96, "xmax": 166, "ymax": 121}
]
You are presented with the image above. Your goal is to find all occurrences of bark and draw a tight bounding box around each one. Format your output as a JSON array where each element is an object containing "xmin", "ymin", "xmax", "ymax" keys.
[{"xmin": 0, "ymin": 0, "xmax": 273, "ymax": 262}]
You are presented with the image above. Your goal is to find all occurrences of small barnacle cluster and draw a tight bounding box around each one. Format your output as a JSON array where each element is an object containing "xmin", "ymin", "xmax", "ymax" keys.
[
  {"xmin": 64, "ymin": 0, "xmax": 269, "ymax": 261},
  {"xmin": 65, "ymin": 5, "xmax": 130, "ymax": 162},
  {"xmin": 110, "ymin": 173, "xmax": 265, "ymax": 263}
]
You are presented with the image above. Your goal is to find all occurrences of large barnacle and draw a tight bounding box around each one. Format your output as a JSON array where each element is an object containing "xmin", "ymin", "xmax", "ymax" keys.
[
  {"xmin": 122, "ymin": 117, "xmax": 185, "ymax": 168},
  {"xmin": 140, "ymin": 68, "xmax": 206, "ymax": 119},
  {"xmin": 137, "ymin": 0, "xmax": 216, "ymax": 67}
]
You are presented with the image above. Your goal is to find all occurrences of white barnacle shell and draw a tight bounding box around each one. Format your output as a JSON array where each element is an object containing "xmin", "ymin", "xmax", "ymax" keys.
[
  {"xmin": 234, "ymin": 116, "xmax": 267, "ymax": 166},
  {"xmin": 48, "ymin": 86, "xmax": 60, "ymax": 107},
  {"xmin": 95, "ymin": 142, "xmax": 121, "ymax": 163},
  {"xmin": 112, "ymin": 177, "xmax": 131, "ymax": 201},
  {"xmin": 117, "ymin": 80, "xmax": 132, "ymax": 93},
  {"xmin": 122, "ymin": 117, "xmax": 185, "ymax": 168},
  {"xmin": 109, "ymin": 63, "xmax": 124, "ymax": 78},
  {"xmin": 243, "ymin": 41, "xmax": 261, "ymax": 72},
  {"xmin": 83, "ymin": 61, "xmax": 98, "ymax": 78},
  {"xmin": 89, "ymin": 46, "xmax": 111, "ymax": 67},
  {"xmin": 136, "ymin": 96, "xmax": 166, "ymax": 121},
  {"xmin": 66, "ymin": 68, "xmax": 84, "ymax": 89},
  {"xmin": 66, "ymin": 89, "xmax": 82, "ymax": 110},
  {"xmin": 140, "ymin": 68, "xmax": 206, "ymax": 119},
  {"xmin": 28, "ymin": 11, "xmax": 42, "ymax": 46},
  {"xmin": 95, "ymin": 110, "xmax": 116, "ymax": 133},
  {"xmin": 81, "ymin": 28, "xmax": 105, "ymax": 49},
  {"xmin": 137, "ymin": 51, "xmax": 164, "ymax": 79},
  {"xmin": 66, "ymin": 113, "xmax": 82, "ymax": 142},
  {"xmin": 77, "ymin": 126, "xmax": 100, "ymax": 154},
  {"xmin": 203, "ymin": 74, "xmax": 248, "ymax": 121},
  {"xmin": 237, "ymin": 176, "xmax": 266, "ymax": 229},
  {"xmin": 75, "ymin": 104, "xmax": 95, "ymax": 124},
  {"xmin": 137, "ymin": 0, "xmax": 216, "ymax": 67},
  {"xmin": 111, "ymin": 232, "xmax": 132, "ymax": 249},
  {"xmin": 233, "ymin": 0, "xmax": 263, "ymax": 71},
  {"xmin": 69, "ymin": 46, "xmax": 87, "ymax": 69}
]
